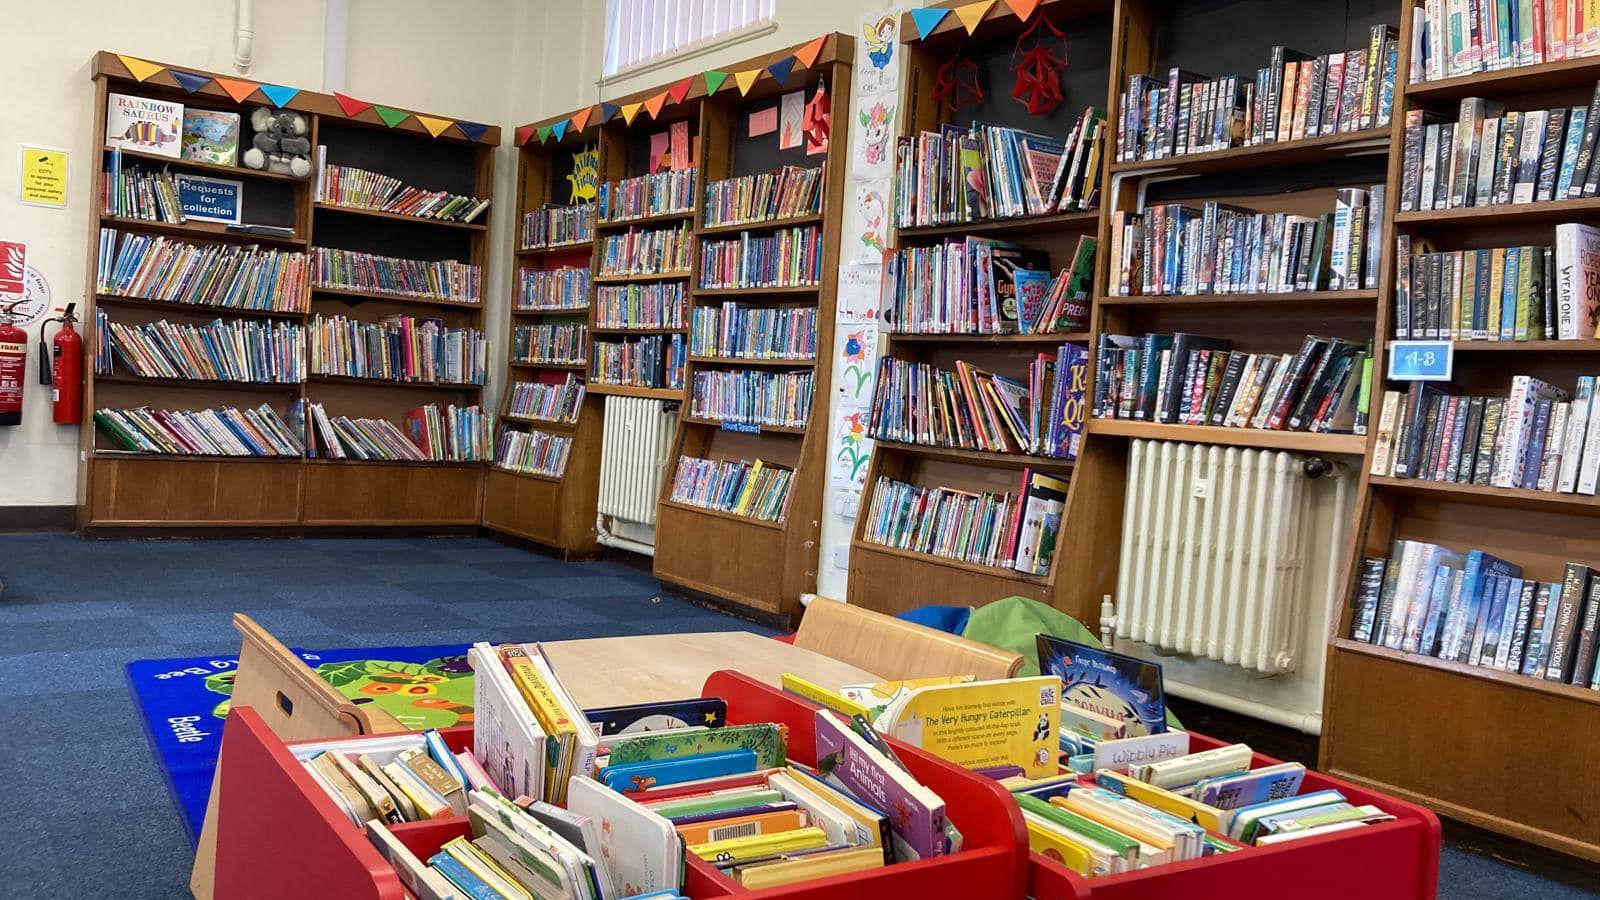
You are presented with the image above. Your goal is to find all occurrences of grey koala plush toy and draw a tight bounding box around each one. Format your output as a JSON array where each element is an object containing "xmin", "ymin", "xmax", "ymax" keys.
[{"xmin": 242, "ymin": 107, "xmax": 312, "ymax": 178}]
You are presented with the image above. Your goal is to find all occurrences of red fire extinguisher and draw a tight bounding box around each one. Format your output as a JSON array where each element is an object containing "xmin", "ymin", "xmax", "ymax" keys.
[
  {"xmin": 0, "ymin": 300, "xmax": 25, "ymax": 426},
  {"xmin": 39, "ymin": 302, "xmax": 81, "ymax": 425}
]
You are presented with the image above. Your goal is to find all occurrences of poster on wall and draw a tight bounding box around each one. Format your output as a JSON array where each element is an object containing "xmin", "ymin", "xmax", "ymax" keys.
[
  {"xmin": 848, "ymin": 181, "xmax": 891, "ymax": 265},
  {"xmin": 19, "ymin": 146, "xmax": 68, "ymax": 208},
  {"xmin": 834, "ymin": 323, "xmax": 879, "ymax": 405},
  {"xmin": 858, "ymin": 12, "xmax": 902, "ymax": 96},
  {"xmin": 852, "ymin": 98, "xmax": 896, "ymax": 181},
  {"xmin": 836, "ymin": 262, "xmax": 883, "ymax": 324}
]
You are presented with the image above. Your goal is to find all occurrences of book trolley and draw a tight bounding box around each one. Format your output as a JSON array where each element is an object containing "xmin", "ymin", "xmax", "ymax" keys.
[{"xmin": 82, "ymin": 52, "xmax": 497, "ymax": 531}]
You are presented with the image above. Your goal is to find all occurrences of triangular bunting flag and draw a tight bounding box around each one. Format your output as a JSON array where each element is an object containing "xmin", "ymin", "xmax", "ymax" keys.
[
  {"xmin": 734, "ymin": 69, "xmax": 762, "ymax": 96},
  {"xmin": 215, "ymin": 77, "xmax": 259, "ymax": 103},
  {"xmin": 1002, "ymin": 0, "xmax": 1040, "ymax": 21},
  {"xmin": 416, "ymin": 114, "xmax": 453, "ymax": 138},
  {"xmin": 516, "ymin": 125, "xmax": 535, "ymax": 146},
  {"xmin": 536, "ymin": 125, "xmax": 553, "ymax": 143},
  {"xmin": 171, "ymin": 70, "xmax": 211, "ymax": 94},
  {"xmin": 793, "ymin": 36, "xmax": 826, "ymax": 69},
  {"xmin": 551, "ymin": 121, "xmax": 569, "ymax": 141},
  {"xmin": 643, "ymin": 91, "xmax": 668, "ymax": 119},
  {"xmin": 909, "ymin": 7, "xmax": 949, "ymax": 40},
  {"xmin": 374, "ymin": 106, "xmax": 409, "ymax": 128},
  {"xmin": 335, "ymin": 92, "xmax": 372, "ymax": 118},
  {"xmin": 457, "ymin": 121, "xmax": 490, "ymax": 143},
  {"xmin": 955, "ymin": 0, "xmax": 995, "ymax": 34},
  {"xmin": 667, "ymin": 76, "xmax": 694, "ymax": 105},
  {"xmin": 768, "ymin": 57, "xmax": 796, "ymax": 84},
  {"xmin": 116, "ymin": 55, "xmax": 165, "ymax": 82},
  {"xmin": 703, "ymin": 71, "xmax": 729, "ymax": 95},
  {"xmin": 569, "ymin": 107, "xmax": 593, "ymax": 133},
  {"xmin": 620, "ymin": 102, "xmax": 642, "ymax": 124},
  {"xmin": 259, "ymin": 84, "xmax": 300, "ymax": 108},
  {"xmin": 598, "ymin": 102, "xmax": 620, "ymax": 123}
]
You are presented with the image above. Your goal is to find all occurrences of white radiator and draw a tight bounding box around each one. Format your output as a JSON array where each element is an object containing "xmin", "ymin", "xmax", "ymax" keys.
[
  {"xmin": 1114, "ymin": 439, "xmax": 1345, "ymax": 675},
  {"xmin": 598, "ymin": 396, "xmax": 676, "ymax": 527}
]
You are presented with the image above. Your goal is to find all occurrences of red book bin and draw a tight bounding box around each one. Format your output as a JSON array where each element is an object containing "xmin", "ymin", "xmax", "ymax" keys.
[{"xmin": 212, "ymin": 670, "xmax": 1440, "ymax": 900}]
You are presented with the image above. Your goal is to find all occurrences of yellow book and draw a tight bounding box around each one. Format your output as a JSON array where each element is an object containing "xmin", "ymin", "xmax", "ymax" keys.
[
  {"xmin": 498, "ymin": 645, "xmax": 576, "ymax": 736},
  {"xmin": 780, "ymin": 673, "xmax": 873, "ymax": 720},
  {"xmin": 733, "ymin": 460, "xmax": 764, "ymax": 514},
  {"xmin": 689, "ymin": 826, "xmax": 829, "ymax": 865},
  {"xmin": 1485, "ymin": 247, "xmax": 1505, "ymax": 340},
  {"xmin": 1092, "ymin": 769, "xmax": 1230, "ymax": 833},
  {"xmin": 1056, "ymin": 793, "xmax": 1175, "ymax": 851},
  {"xmin": 735, "ymin": 847, "xmax": 884, "ymax": 888},
  {"xmin": 1022, "ymin": 812, "xmax": 1093, "ymax": 875},
  {"xmin": 877, "ymin": 676, "xmax": 1060, "ymax": 778}
]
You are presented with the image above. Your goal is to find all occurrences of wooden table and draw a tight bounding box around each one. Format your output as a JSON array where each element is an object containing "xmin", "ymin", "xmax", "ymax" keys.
[{"xmin": 541, "ymin": 631, "xmax": 884, "ymax": 708}]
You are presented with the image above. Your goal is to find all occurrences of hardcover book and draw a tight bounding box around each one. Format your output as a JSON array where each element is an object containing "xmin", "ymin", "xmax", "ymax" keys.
[
  {"xmin": 106, "ymin": 92, "xmax": 183, "ymax": 158},
  {"xmin": 181, "ymin": 109, "xmax": 240, "ymax": 165},
  {"xmin": 1037, "ymin": 635, "xmax": 1168, "ymax": 735}
]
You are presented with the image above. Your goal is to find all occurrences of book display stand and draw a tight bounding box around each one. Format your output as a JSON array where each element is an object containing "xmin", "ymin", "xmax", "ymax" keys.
[{"xmin": 82, "ymin": 52, "xmax": 496, "ymax": 531}]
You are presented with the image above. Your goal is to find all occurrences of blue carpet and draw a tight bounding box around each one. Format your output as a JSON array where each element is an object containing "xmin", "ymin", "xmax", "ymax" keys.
[{"xmin": 0, "ymin": 533, "xmax": 1591, "ymax": 899}]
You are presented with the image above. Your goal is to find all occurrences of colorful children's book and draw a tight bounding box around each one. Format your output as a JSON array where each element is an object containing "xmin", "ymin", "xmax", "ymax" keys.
[
  {"xmin": 600, "ymin": 749, "xmax": 759, "ymax": 793},
  {"xmin": 106, "ymin": 92, "xmax": 183, "ymax": 158},
  {"xmin": 181, "ymin": 109, "xmax": 240, "ymax": 165},
  {"xmin": 1037, "ymin": 635, "xmax": 1168, "ymax": 735},
  {"xmin": 604, "ymin": 723, "xmax": 786, "ymax": 769},
  {"xmin": 813, "ymin": 709, "xmax": 949, "ymax": 861},
  {"xmin": 1191, "ymin": 762, "xmax": 1307, "ymax": 810},
  {"xmin": 567, "ymin": 775, "xmax": 684, "ymax": 897},
  {"xmin": 584, "ymin": 698, "xmax": 727, "ymax": 735},
  {"xmin": 876, "ymin": 676, "xmax": 1061, "ymax": 778}
]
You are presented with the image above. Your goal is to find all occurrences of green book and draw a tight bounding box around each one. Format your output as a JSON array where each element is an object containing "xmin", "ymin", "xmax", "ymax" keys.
[
  {"xmin": 1016, "ymin": 794, "xmax": 1140, "ymax": 860},
  {"xmin": 604, "ymin": 723, "xmax": 786, "ymax": 769},
  {"xmin": 645, "ymin": 788, "xmax": 785, "ymax": 819}
]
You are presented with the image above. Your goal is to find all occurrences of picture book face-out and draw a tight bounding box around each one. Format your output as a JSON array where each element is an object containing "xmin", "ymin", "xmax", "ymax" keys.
[
  {"xmin": 107, "ymin": 93, "xmax": 183, "ymax": 158},
  {"xmin": 1037, "ymin": 635, "xmax": 1168, "ymax": 736}
]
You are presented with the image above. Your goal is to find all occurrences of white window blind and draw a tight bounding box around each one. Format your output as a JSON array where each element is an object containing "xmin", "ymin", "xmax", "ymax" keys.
[{"xmin": 603, "ymin": 0, "xmax": 776, "ymax": 76}]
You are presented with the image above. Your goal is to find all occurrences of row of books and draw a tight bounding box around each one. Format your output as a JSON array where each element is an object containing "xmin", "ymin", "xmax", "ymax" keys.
[
  {"xmin": 102, "ymin": 154, "xmax": 185, "ymax": 223},
  {"xmin": 689, "ymin": 303, "xmax": 817, "ymax": 360},
  {"xmin": 867, "ymin": 345, "xmax": 1089, "ymax": 460},
  {"xmin": 517, "ymin": 266, "xmax": 591, "ymax": 312},
  {"xmin": 1401, "ymin": 95, "xmax": 1600, "ymax": 214},
  {"xmin": 598, "ymin": 170, "xmax": 696, "ymax": 222},
  {"xmin": 1370, "ymin": 375, "xmax": 1600, "ymax": 495},
  {"xmin": 494, "ymin": 427, "xmax": 573, "ymax": 478},
  {"xmin": 94, "ymin": 403, "xmax": 303, "ymax": 457},
  {"xmin": 307, "ymin": 402, "xmax": 489, "ymax": 462},
  {"xmin": 97, "ymin": 310, "xmax": 305, "ymax": 383},
  {"xmin": 513, "ymin": 323, "xmax": 587, "ymax": 366},
  {"xmin": 520, "ymin": 203, "xmax": 595, "ymax": 249},
  {"xmin": 1106, "ymin": 187, "xmax": 1382, "ymax": 297},
  {"xmin": 1351, "ymin": 545, "xmax": 1600, "ymax": 691},
  {"xmin": 669, "ymin": 455, "xmax": 794, "ymax": 522},
  {"xmin": 1393, "ymin": 234, "xmax": 1600, "ymax": 341},
  {"xmin": 309, "ymin": 314, "xmax": 487, "ymax": 385},
  {"xmin": 879, "ymin": 237, "xmax": 1054, "ymax": 335},
  {"xmin": 698, "ymin": 226, "xmax": 823, "ymax": 290},
  {"xmin": 893, "ymin": 109, "xmax": 1105, "ymax": 229},
  {"xmin": 861, "ymin": 471, "xmax": 1068, "ymax": 577},
  {"xmin": 702, "ymin": 165, "xmax": 824, "ymax": 227},
  {"xmin": 505, "ymin": 375, "xmax": 585, "ymax": 424},
  {"xmin": 96, "ymin": 229, "xmax": 311, "ymax": 313},
  {"xmin": 314, "ymin": 154, "xmax": 490, "ymax": 223},
  {"xmin": 1409, "ymin": 0, "xmax": 1600, "ymax": 83},
  {"xmin": 595, "ymin": 282, "xmax": 687, "ymax": 329},
  {"xmin": 689, "ymin": 369, "xmax": 813, "ymax": 428},
  {"xmin": 590, "ymin": 334, "xmax": 687, "ymax": 389},
  {"xmin": 598, "ymin": 224, "xmax": 693, "ymax": 277},
  {"xmin": 312, "ymin": 247, "xmax": 482, "ymax": 304},
  {"xmin": 1095, "ymin": 332, "xmax": 1371, "ymax": 434},
  {"xmin": 1118, "ymin": 31, "xmax": 1398, "ymax": 163}
]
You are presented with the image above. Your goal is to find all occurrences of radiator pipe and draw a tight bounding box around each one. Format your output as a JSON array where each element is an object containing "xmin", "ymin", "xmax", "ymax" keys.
[
  {"xmin": 233, "ymin": 0, "xmax": 255, "ymax": 74},
  {"xmin": 595, "ymin": 514, "xmax": 655, "ymax": 557},
  {"xmin": 1163, "ymin": 676, "xmax": 1323, "ymax": 735}
]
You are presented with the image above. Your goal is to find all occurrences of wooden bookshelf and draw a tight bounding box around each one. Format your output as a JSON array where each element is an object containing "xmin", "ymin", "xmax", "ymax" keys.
[
  {"xmin": 480, "ymin": 116, "xmax": 603, "ymax": 558},
  {"xmin": 650, "ymin": 34, "xmax": 855, "ymax": 621},
  {"xmin": 847, "ymin": 0, "xmax": 1115, "ymax": 617},
  {"xmin": 80, "ymin": 51, "xmax": 498, "ymax": 532},
  {"xmin": 1321, "ymin": 9, "xmax": 1600, "ymax": 862}
]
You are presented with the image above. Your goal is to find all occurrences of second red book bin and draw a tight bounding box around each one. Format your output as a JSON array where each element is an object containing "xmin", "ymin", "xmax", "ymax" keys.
[{"xmin": 212, "ymin": 669, "xmax": 1441, "ymax": 900}]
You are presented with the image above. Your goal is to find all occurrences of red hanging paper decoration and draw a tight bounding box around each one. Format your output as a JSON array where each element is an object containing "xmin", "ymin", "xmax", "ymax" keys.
[
  {"xmin": 803, "ymin": 76, "xmax": 831, "ymax": 155},
  {"xmin": 930, "ymin": 53, "xmax": 984, "ymax": 114},
  {"xmin": 1011, "ymin": 14, "xmax": 1067, "ymax": 116}
]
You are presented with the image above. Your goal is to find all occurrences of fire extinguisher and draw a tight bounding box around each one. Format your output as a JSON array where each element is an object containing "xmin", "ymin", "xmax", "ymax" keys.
[
  {"xmin": 39, "ymin": 302, "xmax": 81, "ymax": 425},
  {"xmin": 0, "ymin": 300, "xmax": 25, "ymax": 427}
]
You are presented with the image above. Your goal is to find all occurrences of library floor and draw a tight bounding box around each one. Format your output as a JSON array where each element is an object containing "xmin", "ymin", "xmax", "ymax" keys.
[{"xmin": 0, "ymin": 532, "xmax": 1593, "ymax": 899}]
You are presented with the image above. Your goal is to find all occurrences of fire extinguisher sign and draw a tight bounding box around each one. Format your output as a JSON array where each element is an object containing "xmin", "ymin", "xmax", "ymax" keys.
[{"xmin": 0, "ymin": 240, "xmax": 25, "ymax": 296}]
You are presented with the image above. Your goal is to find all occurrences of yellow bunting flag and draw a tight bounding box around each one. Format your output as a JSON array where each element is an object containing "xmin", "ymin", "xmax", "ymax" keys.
[
  {"xmin": 620, "ymin": 102, "xmax": 642, "ymax": 125},
  {"xmin": 793, "ymin": 36, "xmax": 826, "ymax": 69},
  {"xmin": 570, "ymin": 106, "xmax": 594, "ymax": 133},
  {"xmin": 1003, "ymin": 0, "xmax": 1041, "ymax": 21},
  {"xmin": 415, "ymin": 114, "xmax": 453, "ymax": 138},
  {"xmin": 734, "ymin": 69, "xmax": 762, "ymax": 96},
  {"xmin": 955, "ymin": 0, "xmax": 995, "ymax": 34},
  {"xmin": 116, "ymin": 55, "xmax": 165, "ymax": 82},
  {"xmin": 214, "ymin": 77, "xmax": 259, "ymax": 103},
  {"xmin": 643, "ymin": 91, "xmax": 668, "ymax": 119}
]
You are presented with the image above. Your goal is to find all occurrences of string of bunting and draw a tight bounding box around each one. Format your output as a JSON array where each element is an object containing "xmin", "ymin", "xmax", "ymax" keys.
[{"xmin": 908, "ymin": 0, "xmax": 1036, "ymax": 41}]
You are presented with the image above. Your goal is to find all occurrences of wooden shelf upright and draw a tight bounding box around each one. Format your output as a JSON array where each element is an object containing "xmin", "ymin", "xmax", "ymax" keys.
[
  {"xmin": 1320, "ymin": 5, "xmax": 1600, "ymax": 862},
  {"xmin": 80, "ymin": 51, "xmax": 497, "ymax": 531}
]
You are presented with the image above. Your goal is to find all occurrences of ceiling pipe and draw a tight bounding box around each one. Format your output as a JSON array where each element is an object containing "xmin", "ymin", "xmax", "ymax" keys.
[{"xmin": 234, "ymin": 0, "xmax": 255, "ymax": 74}]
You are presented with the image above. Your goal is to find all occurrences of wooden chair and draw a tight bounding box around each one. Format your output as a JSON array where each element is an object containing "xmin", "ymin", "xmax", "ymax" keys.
[
  {"xmin": 792, "ymin": 598, "xmax": 1023, "ymax": 682},
  {"xmin": 190, "ymin": 614, "xmax": 408, "ymax": 899}
]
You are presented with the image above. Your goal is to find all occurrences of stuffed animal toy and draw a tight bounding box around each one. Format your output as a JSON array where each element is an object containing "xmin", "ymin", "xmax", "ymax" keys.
[{"xmin": 242, "ymin": 107, "xmax": 312, "ymax": 178}]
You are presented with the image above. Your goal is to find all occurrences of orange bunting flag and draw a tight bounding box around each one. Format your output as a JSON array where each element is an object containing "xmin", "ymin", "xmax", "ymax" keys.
[
  {"xmin": 570, "ymin": 106, "xmax": 594, "ymax": 133},
  {"xmin": 643, "ymin": 91, "xmax": 669, "ymax": 119},
  {"xmin": 667, "ymin": 76, "xmax": 694, "ymax": 105},
  {"xmin": 734, "ymin": 69, "xmax": 762, "ymax": 96},
  {"xmin": 955, "ymin": 0, "xmax": 995, "ymax": 34},
  {"xmin": 793, "ymin": 36, "xmax": 826, "ymax": 69},
  {"xmin": 620, "ymin": 102, "xmax": 643, "ymax": 125},
  {"xmin": 215, "ymin": 77, "xmax": 259, "ymax": 103},
  {"xmin": 415, "ymin": 114, "xmax": 453, "ymax": 138},
  {"xmin": 1002, "ymin": 0, "xmax": 1041, "ymax": 21},
  {"xmin": 116, "ymin": 55, "xmax": 166, "ymax": 83}
]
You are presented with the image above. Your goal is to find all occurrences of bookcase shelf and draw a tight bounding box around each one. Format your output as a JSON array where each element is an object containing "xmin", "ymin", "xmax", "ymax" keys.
[
  {"xmin": 696, "ymin": 213, "xmax": 825, "ymax": 236},
  {"xmin": 872, "ymin": 439, "xmax": 1078, "ymax": 471},
  {"xmin": 1392, "ymin": 196, "xmax": 1600, "ymax": 227},
  {"xmin": 659, "ymin": 498, "xmax": 787, "ymax": 531},
  {"xmin": 311, "ymin": 202, "xmax": 489, "ymax": 231},
  {"xmin": 1403, "ymin": 52, "xmax": 1600, "ymax": 102},
  {"xmin": 893, "ymin": 209, "xmax": 1100, "ymax": 240},
  {"xmin": 692, "ymin": 284, "xmax": 819, "ymax": 297},
  {"xmin": 1107, "ymin": 126, "xmax": 1391, "ymax": 177},
  {"xmin": 592, "ymin": 271, "xmax": 692, "ymax": 284},
  {"xmin": 851, "ymin": 539, "xmax": 1052, "ymax": 588},
  {"xmin": 679, "ymin": 415, "xmax": 809, "ymax": 435},
  {"xmin": 1087, "ymin": 418, "xmax": 1369, "ymax": 454},
  {"xmin": 512, "ymin": 307, "xmax": 590, "ymax": 317},
  {"xmin": 586, "ymin": 383, "xmax": 682, "ymax": 400},
  {"xmin": 687, "ymin": 355, "xmax": 816, "ymax": 367},
  {"xmin": 82, "ymin": 50, "xmax": 498, "ymax": 533},
  {"xmin": 515, "ymin": 240, "xmax": 594, "ymax": 257},
  {"xmin": 309, "ymin": 286, "xmax": 483, "ymax": 309},
  {"xmin": 1096, "ymin": 289, "xmax": 1379, "ymax": 308},
  {"xmin": 508, "ymin": 360, "xmax": 587, "ymax": 371},
  {"xmin": 594, "ymin": 209, "xmax": 696, "ymax": 229},
  {"xmin": 1449, "ymin": 339, "xmax": 1600, "ymax": 352},
  {"xmin": 1367, "ymin": 475, "xmax": 1600, "ymax": 516},
  {"xmin": 885, "ymin": 331, "xmax": 1093, "ymax": 343},
  {"xmin": 1332, "ymin": 638, "xmax": 1600, "ymax": 707}
]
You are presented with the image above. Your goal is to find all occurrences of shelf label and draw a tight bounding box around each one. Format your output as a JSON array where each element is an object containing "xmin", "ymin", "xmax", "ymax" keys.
[
  {"xmin": 1387, "ymin": 340, "xmax": 1453, "ymax": 382},
  {"xmin": 720, "ymin": 421, "xmax": 761, "ymax": 434}
]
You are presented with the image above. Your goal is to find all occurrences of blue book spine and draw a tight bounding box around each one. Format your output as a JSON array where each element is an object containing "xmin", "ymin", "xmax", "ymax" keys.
[
  {"xmin": 1418, "ymin": 563, "xmax": 1456, "ymax": 656},
  {"xmin": 1558, "ymin": 108, "xmax": 1588, "ymax": 197},
  {"xmin": 428, "ymin": 852, "xmax": 502, "ymax": 900},
  {"xmin": 1499, "ymin": 248, "xmax": 1520, "ymax": 340}
]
